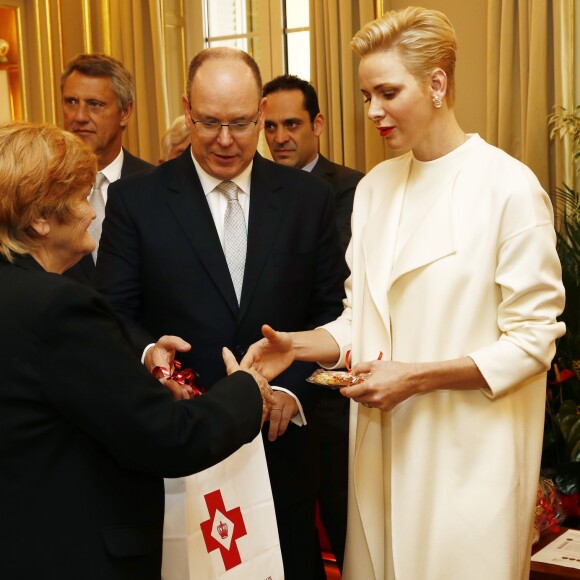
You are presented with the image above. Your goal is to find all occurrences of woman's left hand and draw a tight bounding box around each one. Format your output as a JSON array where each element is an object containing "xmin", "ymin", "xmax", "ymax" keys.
[
  {"xmin": 340, "ymin": 359, "xmax": 419, "ymax": 412},
  {"xmin": 146, "ymin": 335, "xmax": 192, "ymax": 400}
]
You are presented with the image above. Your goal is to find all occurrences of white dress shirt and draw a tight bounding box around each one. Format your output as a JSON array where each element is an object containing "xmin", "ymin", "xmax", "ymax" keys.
[
  {"xmin": 96, "ymin": 148, "xmax": 124, "ymax": 203},
  {"xmin": 301, "ymin": 154, "xmax": 319, "ymax": 173}
]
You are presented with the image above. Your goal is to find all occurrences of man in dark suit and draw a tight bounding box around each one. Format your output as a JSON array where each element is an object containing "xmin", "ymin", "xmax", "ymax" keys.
[
  {"xmin": 262, "ymin": 74, "xmax": 364, "ymax": 254},
  {"xmin": 262, "ymin": 74, "xmax": 365, "ymax": 572},
  {"xmin": 61, "ymin": 53, "xmax": 153, "ymax": 285},
  {"xmin": 96, "ymin": 48, "xmax": 345, "ymax": 580}
]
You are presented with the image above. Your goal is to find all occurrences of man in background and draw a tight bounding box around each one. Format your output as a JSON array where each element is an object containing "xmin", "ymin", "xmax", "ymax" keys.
[
  {"xmin": 262, "ymin": 74, "xmax": 364, "ymax": 255},
  {"xmin": 61, "ymin": 53, "xmax": 153, "ymax": 284},
  {"xmin": 263, "ymin": 74, "xmax": 365, "ymax": 572},
  {"xmin": 96, "ymin": 48, "xmax": 345, "ymax": 580}
]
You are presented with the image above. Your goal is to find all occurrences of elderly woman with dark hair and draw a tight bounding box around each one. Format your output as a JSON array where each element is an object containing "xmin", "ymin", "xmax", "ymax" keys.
[
  {"xmin": 0, "ymin": 121, "xmax": 272, "ymax": 580},
  {"xmin": 243, "ymin": 6, "xmax": 566, "ymax": 580}
]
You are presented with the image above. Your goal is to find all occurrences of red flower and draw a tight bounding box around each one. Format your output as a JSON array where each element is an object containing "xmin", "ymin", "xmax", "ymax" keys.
[{"xmin": 558, "ymin": 492, "xmax": 580, "ymax": 519}]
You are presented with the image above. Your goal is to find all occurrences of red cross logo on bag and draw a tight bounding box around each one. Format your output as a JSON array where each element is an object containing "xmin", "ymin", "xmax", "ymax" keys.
[{"xmin": 200, "ymin": 489, "xmax": 247, "ymax": 570}]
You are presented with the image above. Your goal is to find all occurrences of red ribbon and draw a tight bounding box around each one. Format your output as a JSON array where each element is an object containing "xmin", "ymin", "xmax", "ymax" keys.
[
  {"xmin": 152, "ymin": 360, "xmax": 204, "ymax": 398},
  {"xmin": 345, "ymin": 350, "xmax": 384, "ymax": 372},
  {"xmin": 536, "ymin": 487, "xmax": 561, "ymax": 533}
]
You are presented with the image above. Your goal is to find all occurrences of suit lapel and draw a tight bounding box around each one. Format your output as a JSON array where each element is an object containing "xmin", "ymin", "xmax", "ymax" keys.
[
  {"xmin": 164, "ymin": 154, "xmax": 239, "ymax": 313},
  {"xmin": 162, "ymin": 154, "xmax": 290, "ymax": 318},
  {"xmin": 239, "ymin": 155, "xmax": 288, "ymax": 320},
  {"xmin": 120, "ymin": 149, "xmax": 137, "ymax": 177},
  {"xmin": 120, "ymin": 148, "xmax": 153, "ymax": 178},
  {"xmin": 312, "ymin": 154, "xmax": 336, "ymax": 183}
]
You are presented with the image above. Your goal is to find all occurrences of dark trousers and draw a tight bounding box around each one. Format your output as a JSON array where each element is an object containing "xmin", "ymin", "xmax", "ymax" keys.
[
  {"xmin": 263, "ymin": 422, "xmax": 325, "ymax": 579},
  {"xmin": 315, "ymin": 389, "xmax": 349, "ymax": 571},
  {"xmin": 275, "ymin": 498, "xmax": 327, "ymax": 580}
]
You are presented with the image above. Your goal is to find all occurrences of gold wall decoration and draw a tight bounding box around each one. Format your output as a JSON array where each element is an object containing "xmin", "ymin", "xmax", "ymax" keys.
[
  {"xmin": 375, "ymin": 0, "xmax": 385, "ymax": 18},
  {"xmin": 0, "ymin": 38, "xmax": 9, "ymax": 62},
  {"xmin": 19, "ymin": 0, "xmax": 184, "ymax": 164},
  {"xmin": 0, "ymin": 4, "xmax": 24, "ymax": 121}
]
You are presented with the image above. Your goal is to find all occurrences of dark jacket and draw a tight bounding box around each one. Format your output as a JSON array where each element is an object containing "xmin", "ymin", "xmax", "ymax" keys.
[
  {"xmin": 311, "ymin": 154, "xmax": 364, "ymax": 254},
  {"xmin": 64, "ymin": 148, "xmax": 154, "ymax": 286},
  {"xmin": 95, "ymin": 149, "xmax": 345, "ymax": 507},
  {"xmin": 0, "ymin": 254, "xmax": 261, "ymax": 580}
]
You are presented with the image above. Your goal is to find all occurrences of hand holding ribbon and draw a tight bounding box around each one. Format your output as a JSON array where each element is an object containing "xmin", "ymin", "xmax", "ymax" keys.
[
  {"xmin": 152, "ymin": 359, "xmax": 204, "ymax": 400},
  {"xmin": 146, "ymin": 335, "xmax": 197, "ymax": 400}
]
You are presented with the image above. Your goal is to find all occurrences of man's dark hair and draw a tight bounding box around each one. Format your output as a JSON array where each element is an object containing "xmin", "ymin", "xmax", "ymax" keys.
[{"xmin": 262, "ymin": 74, "xmax": 320, "ymax": 123}]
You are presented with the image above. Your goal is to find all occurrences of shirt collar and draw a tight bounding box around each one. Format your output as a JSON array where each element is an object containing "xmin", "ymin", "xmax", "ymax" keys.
[
  {"xmin": 100, "ymin": 149, "xmax": 124, "ymax": 183},
  {"xmin": 190, "ymin": 151, "xmax": 253, "ymax": 197},
  {"xmin": 301, "ymin": 154, "xmax": 319, "ymax": 173}
]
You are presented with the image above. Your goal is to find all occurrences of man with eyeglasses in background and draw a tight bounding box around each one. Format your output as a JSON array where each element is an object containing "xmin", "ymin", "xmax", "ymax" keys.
[
  {"xmin": 60, "ymin": 53, "xmax": 153, "ymax": 286},
  {"xmin": 95, "ymin": 47, "xmax": 345, "ymax": 580}
]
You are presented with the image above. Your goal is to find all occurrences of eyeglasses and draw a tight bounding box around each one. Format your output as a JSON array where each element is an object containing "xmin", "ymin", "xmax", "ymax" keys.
[{"xmin": 188, "ymin": 107, "xmax": 260, "ymax": 137}]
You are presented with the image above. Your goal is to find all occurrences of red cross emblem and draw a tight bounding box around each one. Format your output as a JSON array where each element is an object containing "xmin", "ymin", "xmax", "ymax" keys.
[{"xmin": 200, "ymin": 489, "xmax": 247, "ymax": 570}]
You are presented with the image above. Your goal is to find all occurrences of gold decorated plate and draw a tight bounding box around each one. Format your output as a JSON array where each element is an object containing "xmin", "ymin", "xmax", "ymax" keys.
[{"xmin": 307, "ymin": 369, "xmax": 369, "ymax": 389}]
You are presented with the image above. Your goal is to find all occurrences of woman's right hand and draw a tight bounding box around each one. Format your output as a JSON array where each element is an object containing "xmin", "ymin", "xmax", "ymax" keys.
[{"xmin": 241, "ymin": 324, "xmax": 295, "ymax": 381}]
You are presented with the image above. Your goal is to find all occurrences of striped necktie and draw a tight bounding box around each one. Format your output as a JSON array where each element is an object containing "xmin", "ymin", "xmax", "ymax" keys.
[
  {"xmin": 87, "ymin": 171, "xmax": 107, "ymax": 262},
  {"xmin": 217, "ymin": 181, "xmax": 247, "ymax": 303}
]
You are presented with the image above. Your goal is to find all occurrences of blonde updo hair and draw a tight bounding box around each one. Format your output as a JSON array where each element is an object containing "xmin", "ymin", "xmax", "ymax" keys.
[
  {"xmin": 0, "ymin": 121, "xmax": 97, "ymax": 261},
  {"xmin": 351, "ymin": 6, "xmax": 457, "ymax": 106},
  {"xmin": 160, "ymin": 115, "xmax": 190, "ymax": 162}
]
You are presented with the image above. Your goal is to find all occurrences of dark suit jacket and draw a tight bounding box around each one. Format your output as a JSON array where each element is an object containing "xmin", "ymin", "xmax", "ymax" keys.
[
  {"xmin": 311, "ymin": 154, "xmax": 364, "ymax": 254},
  {"xmin": 0, "ymin": 254, "xmax": 261, "ymax": 580},
  {"xmin": 309, "ymin": 155, "xmax": 363, "ymax": 568},
  {"xmin": 64, "ymin": 148, "xmax": 154, "ymax": 285},
  {"xmin": 96, "ymin": 150, "xmax": 345, "ymax": 509}
]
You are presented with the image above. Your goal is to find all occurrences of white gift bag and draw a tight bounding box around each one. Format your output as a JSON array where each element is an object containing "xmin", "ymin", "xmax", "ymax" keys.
[{"xmin": 162, "ymin": 434, "xmax": 284, "ymax": 580}]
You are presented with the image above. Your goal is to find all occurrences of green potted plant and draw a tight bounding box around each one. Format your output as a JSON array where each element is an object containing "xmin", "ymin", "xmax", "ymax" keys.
[
  {"xmin": 548, "ymin": 104, "xmax": 580, "ymax": 395},
  {"xmin": 542, "ymin": 105, "xmax": 580, "ymax": 523}
]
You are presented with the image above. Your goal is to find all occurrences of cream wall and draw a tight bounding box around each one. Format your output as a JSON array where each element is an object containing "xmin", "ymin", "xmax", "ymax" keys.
[
  {"xmin": 0, "ymin": 0, "xmax": 512, "ymax": 160},
  {"xmin": 0, "ymin": 0, "xmax": 189, "ymax": 163},
  {"xmin": 383, "ymin": 0, "xmax": 488, "ymax": 139}
]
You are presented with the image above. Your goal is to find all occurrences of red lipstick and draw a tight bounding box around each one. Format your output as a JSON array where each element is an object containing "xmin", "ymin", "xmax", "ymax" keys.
[{"xmin": 377, "ymin": 126, "xmax": 394, "ymax": 137}]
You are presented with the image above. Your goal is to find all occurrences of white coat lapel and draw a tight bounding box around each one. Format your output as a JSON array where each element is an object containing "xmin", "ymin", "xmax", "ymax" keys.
[
  {"xmin": 352, "ymin": 159, "xmax": 456, "ymax": 580},
  {"xmin": 351, "ymin": 160, "xmax": 411, "ymax": 579},
  {"xmin": 389, "ymin": 175, "xmax": 456, "ymax": 290},
  {"xmin": 362, "ymin": 156, "xmax": 411, "ymax": 328}
]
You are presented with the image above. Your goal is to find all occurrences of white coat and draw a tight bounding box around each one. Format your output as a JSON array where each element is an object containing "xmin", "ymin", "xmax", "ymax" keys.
[{"xmin": 323, "ymin": 135, "xmax": 566, "ymax": 580}]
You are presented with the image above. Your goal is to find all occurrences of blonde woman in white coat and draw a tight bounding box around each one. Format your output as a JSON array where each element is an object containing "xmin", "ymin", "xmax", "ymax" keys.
[{"xmin": 242, "ymin": 6, "xmax": 565, "ymax": 580}]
